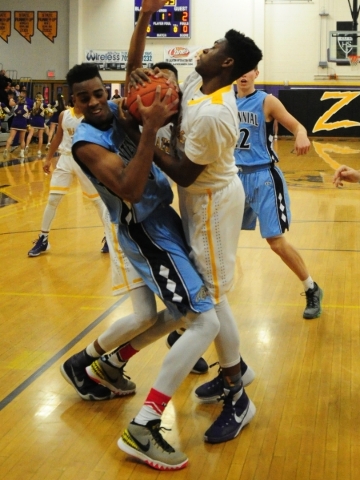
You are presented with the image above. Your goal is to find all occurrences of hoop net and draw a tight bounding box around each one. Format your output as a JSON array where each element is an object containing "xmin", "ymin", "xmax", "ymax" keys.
[{"xmin": 348, "ymin": 54, "xmax": 360, "ymax": 69}]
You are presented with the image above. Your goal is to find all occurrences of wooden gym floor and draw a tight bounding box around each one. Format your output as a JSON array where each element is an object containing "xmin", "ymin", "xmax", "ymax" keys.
[{"xmin": 0, "ymin": 138, "xmax": 359, "ymax": 480}]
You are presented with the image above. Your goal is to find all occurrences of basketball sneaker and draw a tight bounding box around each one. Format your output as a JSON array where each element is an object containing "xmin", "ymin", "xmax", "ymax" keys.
[
  {"xmin": 45, "ymin": 143, "xmax": 51, "ymax": 150},
  {"xmin": 86, "ymin": 356, "xmax": 136, "ymax": 396},
  {"xmin": 28, "ymin": 234, "xmax": 50, "ymax": 257},
  {"xmin": 302, "ymin": 282, "xmax": 323, "ymax": 319},
  {"xmin": 166, "ymin": 330, "xmax": 208, "ymax": 374},
  {"xmin": 3, "ymin": 149, "xmax": 8, "ymax": 159},
  {"xmin": 101, "ymin": 236, "xmax": 109, "ymax": 253},
  {"xmin": 204, "ymin": 385, "xmax": 256, "ymax": 444},
  {"xmin": 19, "ymin": 149, "xmax": 24, "ymax": 158},
  {"xmin": 60, "ymin": 350, "xmax": 114, "ymax": 401},
  {"xmin": 194, "ymin": 358, "xmax": 255, "ymax": 403},
  {"xmin": 118, "ymin": 419, "xmax": 188, "ymax": 471},
  {"xmin": 24, "ymin": 146, "xmax": 29, "ymax": 156}
]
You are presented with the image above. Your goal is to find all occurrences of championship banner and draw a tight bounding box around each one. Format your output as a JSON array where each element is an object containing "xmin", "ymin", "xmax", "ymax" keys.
[
  {"xmin": 85, "ymin": 49, "xmax": 154, "ymax": 71},
  {"xmin": 14, "ymin": 11, "xmax": 34, "ymax": 43},
  {"xmin": 37, "ymin": 11, "xmax": 57, "ymax": 43},
  {"xmin": 164, "ymin": 46, "xmax": 204, "ymax": 67},
  {"xmin": 0, "ymin": 11, "xmax": 11, "ymax": 43}
]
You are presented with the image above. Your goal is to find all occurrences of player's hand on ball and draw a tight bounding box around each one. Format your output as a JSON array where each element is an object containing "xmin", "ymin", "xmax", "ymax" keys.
[
  {"xmin": 153, "ymin": 67, "xmax": 179, "ymax": 93},
  {"xmin": 138, "ymin": 85, "xmax": 179, "ymax": 129},
  {"xmin": 127, "ymin": 76, "xmax": 179, "ymax": 125},
  {"xmin": 128, "ymin": 68, "xmax": 154, "ymax": 91}
]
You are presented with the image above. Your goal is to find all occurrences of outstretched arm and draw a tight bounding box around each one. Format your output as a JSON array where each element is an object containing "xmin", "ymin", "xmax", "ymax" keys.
[
  {"xmin": 264, "ymin": 95, "xmax": 310, "ymax": 156},
  {"xmin": 333, "ymin": 164, "xmax": 360, "ymax": 187},
  {"xmin": 126, "ymin": 0, "xmax": 168, "ymax": 91}
]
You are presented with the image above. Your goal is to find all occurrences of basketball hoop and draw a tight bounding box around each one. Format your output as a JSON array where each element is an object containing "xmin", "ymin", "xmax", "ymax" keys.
[{"xmin": 348, "ymin": 54, "xmax": 360, "ymax": 69}]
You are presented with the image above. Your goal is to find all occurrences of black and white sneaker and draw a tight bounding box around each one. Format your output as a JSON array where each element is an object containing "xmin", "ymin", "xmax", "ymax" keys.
[
  {"xmin": 302, "ymin": 282, "xmax": 323, "ymax": 319},
  {"xmin": 60, "ymin": 350, "xmax": 114, "ymax": 401},
  {"xmin": 204, "ymin": 385, "xmax": 256, "ymax": 444},
  {"xmin": 28, "ymin": 234, "xmax": 50, "ymax": 257}
]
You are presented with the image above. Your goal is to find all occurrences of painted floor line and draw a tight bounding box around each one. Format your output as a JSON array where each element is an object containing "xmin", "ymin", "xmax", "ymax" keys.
[{"xmin": 0, "ymin": 294, "xmax": 129, "ymax": 412}]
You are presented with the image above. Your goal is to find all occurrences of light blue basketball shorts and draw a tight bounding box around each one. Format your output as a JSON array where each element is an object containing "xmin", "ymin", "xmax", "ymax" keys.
[
  {"xmin": 238, "ymin": 164, "xmax": 291, "ymax": 239},
  {"xmin": 117, "ymin": 203, "xmax": 214, "ymax": 320}
]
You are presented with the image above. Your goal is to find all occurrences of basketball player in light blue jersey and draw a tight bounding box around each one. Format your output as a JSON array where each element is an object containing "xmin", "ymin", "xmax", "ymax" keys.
[
  {"xmin": 235, "ymin": 67, "xmax": 323, "ymax": 319},
  {"xmin": 60, "ymin": 61, "xmax": 223, "ymax": 471}
]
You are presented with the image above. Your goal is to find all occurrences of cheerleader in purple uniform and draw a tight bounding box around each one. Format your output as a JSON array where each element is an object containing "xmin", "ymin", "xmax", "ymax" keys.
[
  {"xmin": 46, "ymin": 93, "xmax": 66, "ymax": 150},
  {"xmin": 25, "ymin": 94, "xmax": 48, "ymax": 157},
  {"xmin": 3, "ymin": 96, "xmax": 29, "ymax": 159}
]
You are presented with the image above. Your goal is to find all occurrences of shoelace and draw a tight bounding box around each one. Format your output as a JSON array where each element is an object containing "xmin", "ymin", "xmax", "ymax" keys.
[
  {"xmin": 301, "ymin": 288, "xmax": 318, "ymax": 308},
  {"xmin": 212, "ymin": 393, "xmax": 235, "ymax": 426},
  {"xmin": 101, "ymin": 355, "xmax": 132, "ymax": 381},
  {"xmin": 118, "ymin": 365, "xmax": 132, "ymax": 381},
  {"xmin": 33, "ymin": 236, "xmax": 46, "ymax": 245},
  {"xmin": 150, "ymin": 424, "xmax": 175, "ymax": 453}
]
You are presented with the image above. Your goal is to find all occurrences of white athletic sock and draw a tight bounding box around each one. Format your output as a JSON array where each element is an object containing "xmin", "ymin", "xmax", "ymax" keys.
[
  {"xmin": 134, "ymin": 405, "xmax": 161, "ymax": 425},
  {"xmin": 302, "ymin": 276, "xmax": 314, "ymax": 291}
]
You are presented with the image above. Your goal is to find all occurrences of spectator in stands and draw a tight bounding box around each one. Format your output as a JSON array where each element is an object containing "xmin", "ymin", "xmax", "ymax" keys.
[
  {"xmin": 111, "ymin": 88, "xmax": 121, "ymax": 99},
  {"xmin": 10, "ymin": 85, "xmax": 19, "ymax": 98},
  {"xmin": 0, "ymin": 69, "xmax": 12, "ymax": 103}
]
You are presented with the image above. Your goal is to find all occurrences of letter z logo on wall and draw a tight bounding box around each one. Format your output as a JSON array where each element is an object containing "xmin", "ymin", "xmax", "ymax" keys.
[{"xmin": 313, "ymin": 91, "xmax": 360, "ymax": 133}]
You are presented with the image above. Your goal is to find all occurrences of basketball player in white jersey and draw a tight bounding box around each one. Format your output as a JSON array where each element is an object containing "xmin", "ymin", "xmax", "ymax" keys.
[
  {"xmin": 124, "ymin": 0, "xmax": 263, "ymax": 447},
  {"xmin": 27, "ymin": 102, "xmax": 109, "ymax": 257}
]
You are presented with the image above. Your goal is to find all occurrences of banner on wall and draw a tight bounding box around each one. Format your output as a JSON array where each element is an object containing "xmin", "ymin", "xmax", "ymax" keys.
[
  {"xmin": 279, "ymin": 89, "xmax": 360, "ymax": 137},
  {"xmin": 163, "ymin": 46, "xmax": 204, "ymax": 67},
  {"xmin": 14, "ymin": 11, "xmax": 34, "ymax": 43},
  {"xmin": 37, "ymin": 11, "xmax": 58, "ymax": 43},
  {"xmin": 0, "ymin": 11, "xmax": 11, "ymax": 43},
  {"xmin": 85, "ymin": 50, "xmax": 154, "ymax": 71}
]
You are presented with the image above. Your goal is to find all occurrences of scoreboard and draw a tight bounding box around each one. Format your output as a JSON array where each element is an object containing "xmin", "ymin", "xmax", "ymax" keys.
[{"xmin": 134, "ymin": 0, "xmax": 191, "ymax": 39}]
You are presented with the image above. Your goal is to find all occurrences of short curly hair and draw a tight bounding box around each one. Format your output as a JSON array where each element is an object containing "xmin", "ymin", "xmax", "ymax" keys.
[
  {"xmin": 224, "ymin": 29, "xmax": 263, "ymax": 80},
  {"xmin": 66, "ymin": 63, "xmax": 102, "ymax": 89}
]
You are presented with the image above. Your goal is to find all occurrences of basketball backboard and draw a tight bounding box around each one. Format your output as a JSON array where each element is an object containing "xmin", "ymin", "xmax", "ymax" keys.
[{"xmin": 328, "ymin": 31, "xmax": 360, "ymax": 64}]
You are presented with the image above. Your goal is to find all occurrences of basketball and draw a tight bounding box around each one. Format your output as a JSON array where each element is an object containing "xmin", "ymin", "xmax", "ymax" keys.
[{"xmin": 126, "ymin": 76, "xmax": 178, "ymax": 124}]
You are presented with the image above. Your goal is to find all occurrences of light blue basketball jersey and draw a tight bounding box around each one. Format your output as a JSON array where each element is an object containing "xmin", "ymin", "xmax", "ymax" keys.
[
  {"xmin": 235, "ymin": 90, "xmax": 278, "ymax": 167},
  {"xmin": 72, "ymin": 102, "xmax": 213, "ymax": 317},
  {"xmin": 72, "ymin": 101, "xmax": 173, "ymax": 225},
  {"xmin": 234, "ymin": 92, "xmax": 291, "ymax": 237}
]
